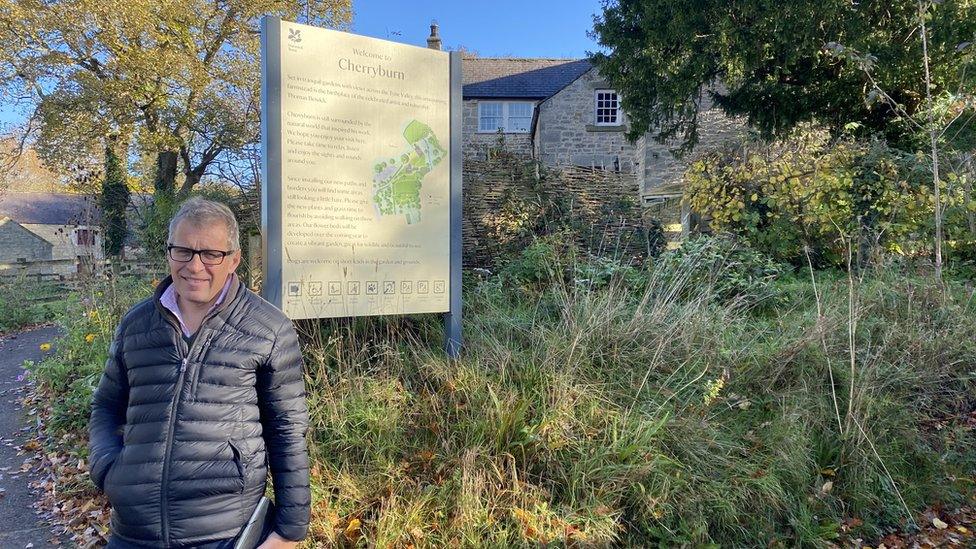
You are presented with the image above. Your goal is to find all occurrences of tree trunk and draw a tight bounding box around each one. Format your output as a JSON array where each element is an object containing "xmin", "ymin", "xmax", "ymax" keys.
[
  {"xmin": 179, "ymin": 170, "xmax": 201, "ymax": 198},
  {"xmin": 154, "ymin": 151, "xmax": 178, "ymax": 196},
  {"xmin": 965, "ymin": 154, "xmax": 976, "ymax": 236},
  {"xmin": 919, "ymin": 0, "xmax": 943, "ymax": 282}
]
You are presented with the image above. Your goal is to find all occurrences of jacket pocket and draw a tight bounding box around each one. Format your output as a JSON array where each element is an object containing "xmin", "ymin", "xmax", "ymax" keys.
[
  {"xmin": 228, "ymin": 440, "xmax": 246, "ymax": 493},
  {"xmin": 102, "ymin": 456, "xmax": 122, "ymax": 503}
]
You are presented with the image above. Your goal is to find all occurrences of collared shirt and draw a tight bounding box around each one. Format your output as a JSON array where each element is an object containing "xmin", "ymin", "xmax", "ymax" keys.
[{"xmin": 160, "ymin": 274, "xmax": 236, "ymax": 337}]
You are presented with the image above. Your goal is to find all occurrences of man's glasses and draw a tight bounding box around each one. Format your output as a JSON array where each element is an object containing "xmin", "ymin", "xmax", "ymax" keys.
[{"xmin": 167, "ymin": 245, "xmax": 234, "ymax": 266}]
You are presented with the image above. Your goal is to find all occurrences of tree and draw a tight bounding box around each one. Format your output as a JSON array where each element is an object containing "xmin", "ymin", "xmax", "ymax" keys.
[
  {"xmin": 590, "ymin": 0, "xmax": 976, "ymax": 153},
  {"xmin": 100, "ymin": 139, "xmax": 130, "ymax": 259},
  {"xmin": 0, "ymin": 0, "xmax": 352, "ymax": 196},
  {"xmin": 823, "ymin": 0, "xmax": 976, "ymax": 280}
]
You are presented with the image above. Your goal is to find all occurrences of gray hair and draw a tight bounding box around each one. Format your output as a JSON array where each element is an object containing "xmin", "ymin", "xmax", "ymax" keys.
[{"xmin": 167, "ymin": 197, "xmax": 240, "ymax": 251}]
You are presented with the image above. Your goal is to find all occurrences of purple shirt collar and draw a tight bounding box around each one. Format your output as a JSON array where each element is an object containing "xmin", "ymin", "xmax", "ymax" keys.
[{"xmin": 160, "ymin": 274, "xmax": 236, "ymax": 337}]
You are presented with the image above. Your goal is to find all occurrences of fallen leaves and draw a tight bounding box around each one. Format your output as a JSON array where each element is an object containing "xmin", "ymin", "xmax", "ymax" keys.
[
  {"xmin": 343, "ymin": 517, "xmax": 362, "ymax": 542},
  {"xmin": 17, "ymin": 374, "xmax": 110, "ymax": 547},
  {"xmin": 838, "ymin": 506, "xmax": 976, "ymax": 548}
]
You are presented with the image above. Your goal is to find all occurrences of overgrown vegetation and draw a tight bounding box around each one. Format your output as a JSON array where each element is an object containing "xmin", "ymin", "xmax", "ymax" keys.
[
  {"xmin": 0, "ymin": 275, "xmax": 66, "ymax": 333},
  {"xmin": 685, "ymin": 129, "xmax": 976, "ymax": 271},
  {"xmin": 27, "ymin": 238, "xmax": 976, "ymax": 546}
]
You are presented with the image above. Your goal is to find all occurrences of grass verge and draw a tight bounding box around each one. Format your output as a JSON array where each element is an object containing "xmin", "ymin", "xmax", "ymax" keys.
[{"xmin": 22, "ymin": 239, "xmax": 976, "ymax": 547}]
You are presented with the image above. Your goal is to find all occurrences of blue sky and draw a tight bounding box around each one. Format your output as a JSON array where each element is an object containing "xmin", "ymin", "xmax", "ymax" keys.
[
  {"xmin": 352, "ymin": 0, "xmax": 605, "ymax": 58},
  {"xmin": 0, "ymin": 2, "xmax": 607, "ymax": 128}
]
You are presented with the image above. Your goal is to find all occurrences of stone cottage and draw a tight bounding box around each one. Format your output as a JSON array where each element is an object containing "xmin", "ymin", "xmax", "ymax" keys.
[
  {"xmin": 0, "ymin": 192, "xmax": 103, "ymax": 277},
  {"xmin": 460, "ymin": 54, "xmax": 743, "ymax": 209},
  {"xmin": 421, "ymin": 18, "xmax": 744, "ymax": 238}
]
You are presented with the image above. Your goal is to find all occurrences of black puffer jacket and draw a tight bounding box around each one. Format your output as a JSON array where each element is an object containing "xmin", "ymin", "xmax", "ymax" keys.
[{"xmin": 88, "ymin": 276, "xmax": 310, "ymax": 547}]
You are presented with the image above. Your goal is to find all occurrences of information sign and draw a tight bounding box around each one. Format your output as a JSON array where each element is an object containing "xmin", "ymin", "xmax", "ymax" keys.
[{"xmin": 261, "ymin": 18, "xmax": 459, "ymax": 325}]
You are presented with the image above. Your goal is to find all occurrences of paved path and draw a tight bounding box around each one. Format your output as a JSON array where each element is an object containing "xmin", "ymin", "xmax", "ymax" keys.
[{"xmin": 0, "ymin": 325, "xmax": 62, "ymax": 548}]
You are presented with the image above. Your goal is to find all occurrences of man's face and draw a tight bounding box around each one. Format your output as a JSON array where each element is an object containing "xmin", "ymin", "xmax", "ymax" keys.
[{"xmin": 167, "ymin": 220, "xmax": 241, "ymax": 307}]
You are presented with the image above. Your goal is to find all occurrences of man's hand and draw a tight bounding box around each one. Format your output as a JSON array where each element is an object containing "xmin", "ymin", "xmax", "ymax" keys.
[{"xmin": 256, "ymin": 531, "xmax": 299, "ymax": 549}]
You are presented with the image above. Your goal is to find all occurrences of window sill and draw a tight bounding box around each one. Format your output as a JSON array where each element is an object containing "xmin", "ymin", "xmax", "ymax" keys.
[
  {"xmin": 586, "ymin": 125, "xmax": 626, "ymax": 133},
  {"xmin": 475, "ymin": 131, "xmax": 531, "ymax": 135}
]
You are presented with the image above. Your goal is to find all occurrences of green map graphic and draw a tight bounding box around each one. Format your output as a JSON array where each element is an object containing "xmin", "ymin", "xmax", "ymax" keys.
[{"xmin": 372, "ymin": 120, "xmax": 446, "ymax": 225}]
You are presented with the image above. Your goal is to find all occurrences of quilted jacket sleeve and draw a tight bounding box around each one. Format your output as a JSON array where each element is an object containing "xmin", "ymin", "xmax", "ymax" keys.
[
  {"xmin": 88, "ymin": 325, "xmax": 129, "ymax": 491},
  {"xmin": 258, "ymin": 318, "xmax": 311, "ymax": 541}
]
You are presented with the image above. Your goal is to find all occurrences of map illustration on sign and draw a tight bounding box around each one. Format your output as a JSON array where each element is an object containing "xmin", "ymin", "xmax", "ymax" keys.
[{"xmin": 371, "ymin": 120, "xmax": 446, "ymax": 225}]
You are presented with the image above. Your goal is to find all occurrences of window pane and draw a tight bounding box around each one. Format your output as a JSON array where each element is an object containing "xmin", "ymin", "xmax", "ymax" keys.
[
  {"xmin": 509, "ymin": 103, "xmax": 533, "ymax": 117},
  {"xmin": 479, "ymin": 103, "xmax": 503, "ymax": 131},
  {"xmin": 595, "ymin": 90, "xmax": 619, "ymax": 125},
  {"xmin": 509, "ymin": 117, "xmax": 531, "ymax": 132},
  {"xmin": 480, "ymin": 117, "xmax": 503, "ymax": 131},
  {"xmin": 507, "ymin": 102, "xmax": 533, "ymax": 133},
  {"xmin": 482, "ymin": 103, "xmax": 502, "ymax": 116}
]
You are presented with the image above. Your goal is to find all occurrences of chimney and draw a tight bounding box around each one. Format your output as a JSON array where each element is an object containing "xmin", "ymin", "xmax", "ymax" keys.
[{"xmin": 426, "ymin": 21, "xmax": 442, "ymax": 50}]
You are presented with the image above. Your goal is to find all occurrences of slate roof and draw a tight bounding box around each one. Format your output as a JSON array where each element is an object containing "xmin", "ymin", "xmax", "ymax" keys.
[
  {"xmin": 462, "ymin": 57, "xmax": 593, "ymax": 99},
  {"xmin": 0, "ymin": 192, "xmax": 101, "ymax": 225}
]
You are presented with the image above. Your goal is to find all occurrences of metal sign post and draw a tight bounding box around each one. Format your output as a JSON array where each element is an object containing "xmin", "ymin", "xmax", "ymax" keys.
[
  {"xmin": 260, "ymin": 16, "xmax": 283, "ymax": 310},
  {"xmin": 444, "ymin": 51, "xmax": 463, "ymax": 360}
]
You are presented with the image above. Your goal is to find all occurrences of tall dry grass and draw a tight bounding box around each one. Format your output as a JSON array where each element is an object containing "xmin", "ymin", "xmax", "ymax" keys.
[
  {"xmin": 21, "ymin": 236, "xmax": 976, "ymax": 546},
  {"xmin": 295, "ymin": 239, "xmax": 976, "ymax": 547}
]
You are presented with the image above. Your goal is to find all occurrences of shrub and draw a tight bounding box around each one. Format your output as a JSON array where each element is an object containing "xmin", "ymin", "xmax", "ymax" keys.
[
  {"xmin": 573, "ymin": 254, "xmax": 643, "ymax": 290},
  {"xmin": 28, "ymin": 275, "xmax": 154, "ymax": 446},
  {"xmin": 0, "ymin": 275, "xmax": 65, "ymax": 333},
  {"xmin": 653, "ymin": 234, "xmax": 786, "ymax": 306},
  {"xmin": 496, "ymin": 233, "xmax": 570, "ymax": 291},
  {"xmin": 683, "ymin": 130, "xmax": 974, "ymax": 269}
]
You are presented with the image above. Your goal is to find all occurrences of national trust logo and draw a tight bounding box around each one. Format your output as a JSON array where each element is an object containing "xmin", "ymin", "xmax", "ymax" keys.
[{"xmin": 286, "ymin": 26, "xmax": 303, "ymax": 53}]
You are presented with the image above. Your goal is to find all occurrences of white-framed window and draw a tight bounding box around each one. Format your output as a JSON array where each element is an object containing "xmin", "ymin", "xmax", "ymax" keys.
[
  {"xmin": 595, "ymin": 90, "xmax": 621, "ymax": 126},
  {"xmin": 478, "ymin": 101, "xmax": 535, "ymax": 133}
]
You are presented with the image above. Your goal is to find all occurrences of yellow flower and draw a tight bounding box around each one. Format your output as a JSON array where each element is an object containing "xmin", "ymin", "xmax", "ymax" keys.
[
  {"xmin": 85, "ymin": 333, "xmax": 96, "ymax": 344},
  {"xmin": 703, "ymin": 376, "xmax": 726, "ymax": 406},
  {"xmin": 88, "ymin": 310, "xmax": 99, "ymax": 320},
  {"xmin": 150, "ymin": 278, "xmax": 160, "ymax": 288},
  {"xmin": 39, "ymin": 343, "xmax": 52, "ymax": 352}
]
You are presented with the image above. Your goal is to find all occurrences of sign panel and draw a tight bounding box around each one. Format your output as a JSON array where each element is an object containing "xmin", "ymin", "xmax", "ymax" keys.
[{"xmin": 262, "ymin": 19, "xmax": 452, "ymax": 319}]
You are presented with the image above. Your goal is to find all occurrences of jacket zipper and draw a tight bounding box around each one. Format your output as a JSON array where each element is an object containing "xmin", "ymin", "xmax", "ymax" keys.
[
  {"xmin": 158, "ymin": 312, "xmax": 219, "ymax": 547},
  {"xmin": 190, "ymin": 334, "xmax": 216, "ymax": 398}
]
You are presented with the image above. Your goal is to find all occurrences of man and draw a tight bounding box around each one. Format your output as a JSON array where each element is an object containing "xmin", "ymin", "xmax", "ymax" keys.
[{"xmin": 89, "ymin": 198, "xmax": 310, "ymax": 548}]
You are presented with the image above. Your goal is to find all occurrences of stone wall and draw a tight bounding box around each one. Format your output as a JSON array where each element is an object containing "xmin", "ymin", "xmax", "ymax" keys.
[
  {"xmin": 22, "ymin": 224, "xmax": 99, "ymax": 259},
  {"xmin": 638, "ymin": 90, "xmax": 746, "ymax": 197},
  {"xmin": 463, "ymin": 153, "xmax": 646, "ymax": 268},
  {"xmin": 0, "ymin": 218, "xmax": 107, "ymax": 277},
  {"xmin": 536, "ymin": 69, "xmax": 636, "ymax": 174},
  {"xmin": 0, "ymin": 219, "xmax": 52, "ymax": 262},
  {"xmin": 462, "ymin": 100, "xmax": 534, "ymax": 160}
]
